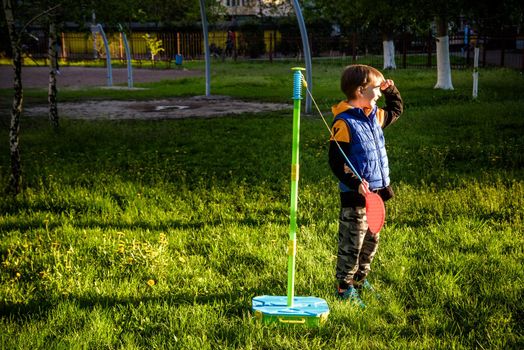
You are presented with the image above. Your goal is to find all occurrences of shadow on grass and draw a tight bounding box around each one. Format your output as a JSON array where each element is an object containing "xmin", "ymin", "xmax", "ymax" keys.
[
  {"xmin": 0, "ymin": 283, "xmax": 275, "ymax": 322},
  {"xmin": 0, "ymin": 214, "xmax": 289, "ymax": 235}
]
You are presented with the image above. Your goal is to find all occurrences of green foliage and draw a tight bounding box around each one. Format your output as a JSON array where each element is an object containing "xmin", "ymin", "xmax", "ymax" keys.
[
  {"xmin": 1, "ymin": 63, "xmax": 523, "ymax": 348},
  {"xmin": 142, "ymin": 33, "xmax": 165, "ymax": 62}
]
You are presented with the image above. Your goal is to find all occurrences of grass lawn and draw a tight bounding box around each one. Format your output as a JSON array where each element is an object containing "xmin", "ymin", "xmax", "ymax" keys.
[{"xmin": 1, "ymin": 60, "xmax": 523, "ymax": 349}]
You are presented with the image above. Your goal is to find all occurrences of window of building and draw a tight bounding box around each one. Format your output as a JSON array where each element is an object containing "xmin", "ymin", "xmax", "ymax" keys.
[{"xmin": 227, "ymin": 0, "xmax": 240, "ymax": 6}]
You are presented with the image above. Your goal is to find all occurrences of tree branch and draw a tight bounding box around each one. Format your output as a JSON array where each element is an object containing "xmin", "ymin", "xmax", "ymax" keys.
[{"xmin": 16, "ymin": 4, "xmax": 62, "ymax": 46}]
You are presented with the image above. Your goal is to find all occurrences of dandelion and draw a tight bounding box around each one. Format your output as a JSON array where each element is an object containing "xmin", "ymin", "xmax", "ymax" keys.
[
  {"xmin": 147, "ymin": 279, "xmax": 156, "ymax": 287},
  {"xmin": 159, "ymin": 233, "xmax": 167, "ymax": 245}
]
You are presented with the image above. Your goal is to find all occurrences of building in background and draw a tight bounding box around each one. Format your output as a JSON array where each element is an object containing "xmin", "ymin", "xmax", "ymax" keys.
[{"xmin": 219, "ymin": 0, "xmax": 292, "ymax": 18}]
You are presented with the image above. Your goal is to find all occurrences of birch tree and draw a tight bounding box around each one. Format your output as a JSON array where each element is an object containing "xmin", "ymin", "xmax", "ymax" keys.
[
  {"xmin": 2, "ymin": 0, "xmax": 59, "ymax": 194},
  {"xmin": 370, "ymin": 0, "xmax": 410, "ymax": 70},
  {"xmin": 310, "ymin": 0, "xmax": 410, "ymax": 70},
  {"xmin": 48, "ymin": 17, "xmax": 59, "ymax": 128},
  {"xmin": 2, "ymin": 0, "xmax": 22, "ymax": 195},
  {"xmin": 434, "ymin": 15, "xmax": 453, "ymax": 89},
  {"xmin": 411, "ymin": 0, "xmax": 464, "ymax": 90}
]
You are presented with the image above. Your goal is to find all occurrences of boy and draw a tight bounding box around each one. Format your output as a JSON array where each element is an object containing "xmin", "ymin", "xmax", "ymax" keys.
[{"xmin": 329, "ymin": 64, "xmax": 403, "ymax": 306}]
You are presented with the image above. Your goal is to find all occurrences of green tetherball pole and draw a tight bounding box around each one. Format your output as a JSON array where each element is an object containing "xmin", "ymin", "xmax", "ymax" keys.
[
  {"xmin": 287, "ymin": 67, "xmax": 305, "ymax": 307},
  {"xmin": 250, "ymin": 68, "xmax": 329, "ymax": 327}
]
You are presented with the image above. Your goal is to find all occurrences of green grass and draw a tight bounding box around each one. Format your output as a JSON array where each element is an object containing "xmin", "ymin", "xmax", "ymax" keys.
[{"xmin": 1, "ymin": 62, "xmax": 523, "ymax": 349}]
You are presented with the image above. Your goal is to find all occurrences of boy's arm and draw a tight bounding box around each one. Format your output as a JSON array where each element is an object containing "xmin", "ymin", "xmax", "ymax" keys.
[
  {"xmin": 380, "ymin": 85, "xmax": 403, "ymax": 128},
  {"xmin": 328, "ymin": 121, "xmax": 361, "ymax": 191}
]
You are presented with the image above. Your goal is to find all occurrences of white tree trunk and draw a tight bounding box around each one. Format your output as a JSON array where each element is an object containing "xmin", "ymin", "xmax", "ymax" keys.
[
  {"xmin": 434, "ymin": 35, "xmax": 454, "ymax": 90},
  {"xmin": 3, "ymin": 0, "xmax": 23, "ymax": 194},
  {"xmin": 382, "ymin": 40, "xmax": 396, "ymax": 69}
]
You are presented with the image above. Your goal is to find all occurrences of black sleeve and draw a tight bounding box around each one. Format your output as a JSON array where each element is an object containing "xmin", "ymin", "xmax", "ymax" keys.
[
  {"xmin": 328, "ymin": 140, "xmax": 361, "ymax": 191},
  {"xmin": 381, "ymin": 85, "xmax": 403, "ymax": 128}
]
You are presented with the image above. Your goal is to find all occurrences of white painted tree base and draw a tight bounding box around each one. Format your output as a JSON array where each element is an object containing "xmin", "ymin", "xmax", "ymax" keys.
[
  {"xmin": 434, "ymin": 36, "xmax": 454, "ymax": 90},
  {"xmin": 383, "ymin": 40, "xmax": 396, "ymax": 70}
]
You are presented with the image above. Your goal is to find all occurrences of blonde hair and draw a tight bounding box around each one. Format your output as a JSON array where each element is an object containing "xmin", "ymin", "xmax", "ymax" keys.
[{"xmin": 340, "ymin": 64, "xmax": 384, "ymax": 100}]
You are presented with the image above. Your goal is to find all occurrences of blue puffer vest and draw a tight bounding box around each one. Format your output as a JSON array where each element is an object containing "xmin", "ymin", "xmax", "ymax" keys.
[{"xmin": 334, "ymin": 107, "xmax": 390, "ymax": 191}]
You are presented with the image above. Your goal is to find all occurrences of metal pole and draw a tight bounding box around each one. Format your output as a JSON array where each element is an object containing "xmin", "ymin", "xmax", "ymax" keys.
[
  {"xmin": 199, "ymin": 0, "xmax": 211, "ymax": 96},
  {"xmin": 291, "ymin": 0, "xmax": 312, "ymax": 114},
  {"xmin": 121, "ymin": 31, "xmax": 133, "ymax": 88},
  {"xmin": 287, "ymin": 67, "xmax": 305, "ymax": 307},
  {"xmin": 96, "ymin": 24, "xmax": 112, "ymax": 87}
]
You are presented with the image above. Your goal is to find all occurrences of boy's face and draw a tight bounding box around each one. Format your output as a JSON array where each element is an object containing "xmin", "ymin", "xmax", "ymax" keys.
[{"xmin": 359, "ymin": 77, "xmax": 383, "ymax": 109}]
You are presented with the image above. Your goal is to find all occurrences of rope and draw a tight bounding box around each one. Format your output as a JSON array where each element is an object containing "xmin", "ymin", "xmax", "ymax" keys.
[{"xmin": 298, "ymin": 72, "xmax": 362, "ymax": 182}]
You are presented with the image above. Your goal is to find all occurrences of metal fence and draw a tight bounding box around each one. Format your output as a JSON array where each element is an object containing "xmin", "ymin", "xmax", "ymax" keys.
[{"xmin": 13, "ymin": 29, "xmax": 524, "ymax": 71}]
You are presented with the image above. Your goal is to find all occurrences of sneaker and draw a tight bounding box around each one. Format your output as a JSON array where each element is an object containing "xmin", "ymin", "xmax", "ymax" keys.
[
  {"xmin": 360, "ymin": 280, "xmax": 374, "ymax": 291},
  {"xmin": 336, "ymin": 286, "xmax": 366, "ymax": 308},
  {"xmin": 356, "ymin": 280, "xmax": 381, "ymax": 299}
]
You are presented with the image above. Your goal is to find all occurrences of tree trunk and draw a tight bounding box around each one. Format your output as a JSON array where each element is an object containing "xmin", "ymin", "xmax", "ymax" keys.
[
  {"xmin": 382, "ymin": 33, "xmax": 396, "ymax": 69},
  {"xmin": 48, "ymin": 21, "xmax": 59, "ymax": 128},
  {"xmin": 434, "ymin": 17, "xmax": 454, "ymax": 90},
  {"xmin": 3, "ymin": 0, "xmax": 22, "ymax": 195}
]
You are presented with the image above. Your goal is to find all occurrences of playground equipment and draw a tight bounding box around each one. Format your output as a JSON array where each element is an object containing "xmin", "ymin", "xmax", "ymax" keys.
[
  {"xmin": 290, "ymin": 0, "xmax": 312, "ymax": 113},
  {"xmin": 197, "ymin": 0, "xmax": 312, "ymax": 113},
  {"xmin": 91, "ymin": 24, "xmax": 112, "ymax": 86},
  {"xmin": 90, "ymin": 23, "xmax": 134, "ymax": 88},
  {"xmin": 199, "ymin": 0, "xmax": 211, "ymax": 96},
  {"xmin": 119, "ymin": 24, "xmax": 134, "ymax": 88},
  {"xmin": 88, "ymin": 1, "xmax": 313, "ymax": 102},
  {"xmin": 251, "ymin": 68, "xmax": 330, "ymax": 327}
]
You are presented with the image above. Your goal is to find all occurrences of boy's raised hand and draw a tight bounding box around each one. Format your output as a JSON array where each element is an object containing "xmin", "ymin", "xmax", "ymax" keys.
[{"xmin": 380, "ymin": 79, "xmax": 394, "ymax": 91}]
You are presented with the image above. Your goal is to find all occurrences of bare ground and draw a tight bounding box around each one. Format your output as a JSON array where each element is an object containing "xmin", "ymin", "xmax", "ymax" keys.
[
  {"xmin": 22, "ymin": 95, "xmax": 290, "ymax": 120},
  {"xmin": 0, "ymin": 66, "xmax": 290, "ymax": 119},
  {"xmin": 0, "ymin": 66, "xmax": 200, "ymax": 89}
]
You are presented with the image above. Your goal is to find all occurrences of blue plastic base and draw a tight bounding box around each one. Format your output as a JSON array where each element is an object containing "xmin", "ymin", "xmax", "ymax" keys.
[{"xmin": 252, "ymin": 295, "xmax": 329, "ymax": 326}]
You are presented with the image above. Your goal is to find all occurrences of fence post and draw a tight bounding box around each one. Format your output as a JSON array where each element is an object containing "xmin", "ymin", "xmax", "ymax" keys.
[{"xmin": 61, "ymin": 32, "xmax": 67, "ymax": 62}]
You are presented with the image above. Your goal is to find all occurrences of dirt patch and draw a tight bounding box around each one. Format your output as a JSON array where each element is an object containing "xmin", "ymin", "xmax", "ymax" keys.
[
  {"xmin": 23, "ymin": 95, "xmax": 290, "ymax": 120},
  {"xmin": 2, "ymin": 66, "xmax": 290, "ymax": 119},
  {"xmin": 0, "ymin": 66, "xmax": 200, "ymax": 89}
]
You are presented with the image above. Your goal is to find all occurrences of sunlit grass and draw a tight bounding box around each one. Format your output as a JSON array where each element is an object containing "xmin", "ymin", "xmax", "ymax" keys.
[{"xmin": 1, "ymin": 65, "xmax": 523, "ymax": 349}]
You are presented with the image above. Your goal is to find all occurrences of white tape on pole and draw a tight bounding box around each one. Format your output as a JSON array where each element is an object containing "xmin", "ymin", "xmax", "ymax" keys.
[{"xmin": 472, "ymin": 47, "xmax": 480, "ymax": 99}]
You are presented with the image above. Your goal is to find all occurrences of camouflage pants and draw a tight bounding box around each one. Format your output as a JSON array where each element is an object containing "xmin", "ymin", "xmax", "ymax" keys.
[{"xmin": 336, "ymin": 206, "xmax": 380, "ymax": 285}]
